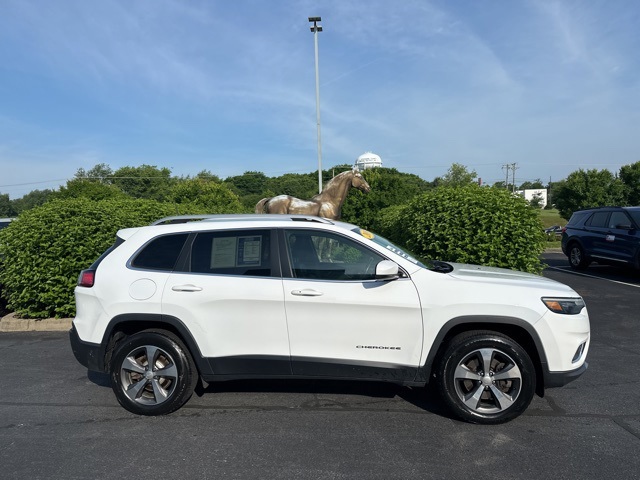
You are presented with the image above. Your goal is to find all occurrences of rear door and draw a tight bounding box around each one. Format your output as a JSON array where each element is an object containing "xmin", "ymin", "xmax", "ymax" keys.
[
  {"xmin": 280, "ymin": 228, "xmax": 423, "ymax": 381},
  {"xmin": 162, "ymin": 228, "xmax": 291, "ymax": 375},
  {"xmin": 583, "ymin": 211, "xmax": 610, "ymax": 257}
]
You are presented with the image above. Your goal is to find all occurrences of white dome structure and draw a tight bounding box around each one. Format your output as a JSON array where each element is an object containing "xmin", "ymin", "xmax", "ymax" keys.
[{"xmin": 355, "ymin": 152, "xmax": 382, "ymax": 170}]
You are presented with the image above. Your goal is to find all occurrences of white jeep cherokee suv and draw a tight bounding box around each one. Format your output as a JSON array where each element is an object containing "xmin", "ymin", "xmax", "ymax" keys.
[{"xmin": 70, "ymin": 214, "xmax": 590, "ymax": 424}]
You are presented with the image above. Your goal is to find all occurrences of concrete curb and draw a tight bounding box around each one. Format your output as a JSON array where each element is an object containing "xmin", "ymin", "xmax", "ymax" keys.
[{"xmin": 0, "ymin": 313, "xmax": 72, "ymax": 332}]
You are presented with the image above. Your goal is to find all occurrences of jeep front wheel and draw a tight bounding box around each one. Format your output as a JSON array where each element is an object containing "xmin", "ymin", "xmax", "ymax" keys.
[
  {"xmin": 437, "ymin": 331, "xmax": 536, "ymax": 424},
  {"xmin": 110, "ymin": 330, "xmax": 197, "ymax": 416}
]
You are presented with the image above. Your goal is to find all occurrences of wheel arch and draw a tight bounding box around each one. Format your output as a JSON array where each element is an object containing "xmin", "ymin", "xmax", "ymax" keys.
[
  {"xmin": 418, "ymin": 316, "xmax": 548, "ymax": 397},
  {"xmin": 100, "ymin": 314, "xmax": 211, "ymax": 376}
]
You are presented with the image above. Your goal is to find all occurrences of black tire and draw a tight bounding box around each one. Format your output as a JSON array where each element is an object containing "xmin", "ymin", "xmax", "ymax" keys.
[
  {"xmin": 436, "ymin": 331, "xmax": 536, "ymax": 424},
  {"xmin": 110, "ymin": 330, "xmax": 198, "ymax": 416},
  {"xmin": 568, "ymin": 243, "xmax": 589, "ymax": 270}
]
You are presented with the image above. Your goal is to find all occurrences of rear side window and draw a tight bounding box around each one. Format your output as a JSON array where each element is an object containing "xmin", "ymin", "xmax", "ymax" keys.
[
  {"xmin": 131, "ymin": 233, "xmax": 189, "ymax": 271},
  {"xmin": 567, "ymin": 211, "xmax": 589, "ymax": 226},
  {"xmin": 188, "ymin": 230, "xmax": 274, "ymax": 277},
  {"xmin": 585, "ymin": 212, "xmax": 609, "ymax": 228}
]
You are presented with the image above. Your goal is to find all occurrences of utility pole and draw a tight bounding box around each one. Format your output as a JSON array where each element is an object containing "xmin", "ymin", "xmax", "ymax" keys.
[
  {"xmin": 511, "ymin": 163, "xmax": 518, "ymax": 192},
  {"xmin": 502, "ymin": 164, "xmax": 511, "ymax": 189},
  {"xmin": 309, "ymin": 16, "xmax": 323, "ymax": 194}
]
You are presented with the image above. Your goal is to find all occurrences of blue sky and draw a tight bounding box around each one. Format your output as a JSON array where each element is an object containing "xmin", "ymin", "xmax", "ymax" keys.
[{"xmin": 1, "ymin": 0, "xmax": 639, "ymax": 199}]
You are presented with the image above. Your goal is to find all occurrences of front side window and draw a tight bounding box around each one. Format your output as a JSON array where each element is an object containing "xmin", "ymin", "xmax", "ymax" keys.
[
  {"xmin": 131, "ymin": 233, "xmax": 189, "ymax": 271},
  {"xmin": 285, "ymin": 229, "xmax": 383, "ymax": 281},
  {"xmin": 609, "ymin": 212, "xmax": 632, "ymax": 229},
  {"xmin": 189, "ymin": 229, "xmax": 273, "ymax": 277}
]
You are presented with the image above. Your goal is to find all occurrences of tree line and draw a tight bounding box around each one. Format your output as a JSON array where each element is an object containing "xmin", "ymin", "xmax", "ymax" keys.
[{"xmin": 1, "ymin": 160, "xmax": 640, "ymax": 220}]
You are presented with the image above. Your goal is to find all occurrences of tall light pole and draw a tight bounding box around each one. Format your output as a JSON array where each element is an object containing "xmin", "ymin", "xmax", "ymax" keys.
[{"xmin": 309, "ymin": 16, "xmax": 323, "ymax": 194}]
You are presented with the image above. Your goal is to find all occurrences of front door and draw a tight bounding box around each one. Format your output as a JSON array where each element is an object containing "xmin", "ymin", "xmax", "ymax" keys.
[{"xmin": 281, "ymin": 229, "xmax": 423, "ymax": 381}]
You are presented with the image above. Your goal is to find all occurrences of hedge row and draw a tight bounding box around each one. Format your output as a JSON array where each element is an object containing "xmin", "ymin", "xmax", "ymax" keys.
[
  {"xmin": 0, "ymin": 198, "xmax": 207, "ymax": 318},
  {"xmin": 0, "ymin": 186, "xmax": 546, "ymax": 318},
  {"xmin": 377, "ymin": 185, "xmax": 546, "ymax": 273}
]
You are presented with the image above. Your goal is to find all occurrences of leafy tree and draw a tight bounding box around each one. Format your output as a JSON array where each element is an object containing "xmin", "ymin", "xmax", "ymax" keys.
[
  {"xmin": 111, "ymin": 165, "xmax": 175, "ymax": 201},
  {"xmin": 53, "ymin": 179, "xmax": 127, "ymax": 201},
  {"xmin": 75, "ymin": 163, "xmax": 114, "ymax": 183},
  {"xmin": 492, "ymin": 181, "xmax": 514, "ymax": 190},
  {"xmin": 553, "ymin": 169, "xmax": 625, "ymax": 220},
  {"xmin": 528, "ymin": 192, "xmax": 545, "ymax": 209},
  {"xmin": 341, "ymin": 168, "xmax": 431, "ymax": 230},
  {"xmin": 267, "ymin": 172, "xmax": 316, "ymax": 200},
  {"xmin": 619, "ymin": 161, "xmax": 640, "ymax": 206},
  {"xmin": 169, "ymin": 178, "xmax": 243, "ymax": 213},
  {"xmin": 519, "ymin": 179, "xmax": 545, "ymax": 190},
  {"xmin": 0, "ymin": 198, "xmax": 207, "ymax": 318},
  {"xmin": 438, "ymin": 163, "xmax": 478, "ymax": 187},
  {"xmin": 10, "ymin": 189, "xmax": 54, "ymax": 214},
  {"xmin": 225, "ymin": 171, "xmax": 269, "ymax": 196},
  {"xmin": 0, "ymin": 193, "xmax": 16, "ymax": 217},
  {"xmin": 378, "ymin": 185, "xmax": 546, "ymax": 273},
  {"xmin": 194, "ymin": 170, "xmax": 222, "ymax": 183}
]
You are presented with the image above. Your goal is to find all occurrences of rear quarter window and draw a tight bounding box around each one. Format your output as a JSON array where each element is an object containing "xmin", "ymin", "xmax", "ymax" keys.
[
  {"xmin": 567, "ymin": 211, "xmax": 590, "ymax": 226},
  {"xmin": 130, "ymin": 233, "xmax": 189, "ymax": 271}
]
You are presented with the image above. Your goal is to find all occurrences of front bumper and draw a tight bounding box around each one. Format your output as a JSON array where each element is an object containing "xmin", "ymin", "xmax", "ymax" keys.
[
  {"xmin": 69, "ymin": 324, "xmax": 105, "ymax": 372},
  {"xmin": 543, "ymin": 362, "xmax": 588, "ymax": 388}
]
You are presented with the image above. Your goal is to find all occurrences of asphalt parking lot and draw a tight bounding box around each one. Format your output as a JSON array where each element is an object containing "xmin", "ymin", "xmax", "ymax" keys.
[{"xmin": 0, "ymin": 252, "xmax": 638, "ymax": 479}]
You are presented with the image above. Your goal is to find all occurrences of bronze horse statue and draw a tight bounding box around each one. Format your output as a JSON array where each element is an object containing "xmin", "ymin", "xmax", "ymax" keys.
[{"xmin": 255, "ymin": 169, "xmax": 370, "ymax": 220}]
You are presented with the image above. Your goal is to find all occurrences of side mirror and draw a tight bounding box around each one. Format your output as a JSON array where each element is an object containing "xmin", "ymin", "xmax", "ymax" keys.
[
  {"xmin": 375, "ymin": 260, "xmax": 400, "ymax": 281},
  {"xmin": 615, "ymin": 224, "xmax": 634, "ymax": 231}
]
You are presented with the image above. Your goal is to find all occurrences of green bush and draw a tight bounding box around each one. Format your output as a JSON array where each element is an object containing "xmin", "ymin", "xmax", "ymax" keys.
[
  {"xmin": 0, "ymin": 198, "xmax": 207, "ymax": 318},
  {"xmin": 378, "ymin": 185, "xmax": 546, "ymax": 273}
]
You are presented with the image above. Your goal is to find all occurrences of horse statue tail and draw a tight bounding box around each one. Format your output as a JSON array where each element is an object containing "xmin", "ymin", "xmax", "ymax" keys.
[{"xmin": 255, "ymin": 197, "xmax": 270, "ymax": 214}]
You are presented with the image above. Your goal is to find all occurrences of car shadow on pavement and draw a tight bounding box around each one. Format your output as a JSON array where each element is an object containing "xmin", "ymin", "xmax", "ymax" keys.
[
  {"xmin": 85, "ymin": 371, "xmax": 453, "ymax": 419},
  {"xmin": 197, "ymin": 378, "xmax": 452, "ymax": 418}
]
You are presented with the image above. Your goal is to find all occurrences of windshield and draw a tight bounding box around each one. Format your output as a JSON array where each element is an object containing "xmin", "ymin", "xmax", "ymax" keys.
[{"xmin": 351, "ymin": 228, "xmax": 434, "ymax": 269}]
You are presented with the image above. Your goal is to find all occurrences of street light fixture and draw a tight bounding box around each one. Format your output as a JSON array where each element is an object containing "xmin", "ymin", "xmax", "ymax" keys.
[{"xmin": 309, "ymin": 16, "xmax": 323, "ymax": 194}]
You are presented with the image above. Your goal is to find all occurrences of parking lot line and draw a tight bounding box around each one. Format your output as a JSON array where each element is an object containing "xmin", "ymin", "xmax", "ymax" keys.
[{"xmin": 547, "ymin": 266, "xmax": 640, "ymax": 289}]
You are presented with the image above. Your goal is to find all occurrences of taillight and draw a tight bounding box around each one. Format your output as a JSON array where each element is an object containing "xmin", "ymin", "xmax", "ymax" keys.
[{"xmin": 78, "ymin": 269, "xmax": 95, "ymax": 288}]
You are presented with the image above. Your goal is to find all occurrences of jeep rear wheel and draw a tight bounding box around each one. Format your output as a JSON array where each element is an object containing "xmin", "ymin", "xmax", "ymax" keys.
[
  {"xmin": 110, "ymin": 330, "xmax": 197, "ymax": 416},
  {"xmin": 437, "ymin": 331, "xmax": 535, "ymax": 424}
]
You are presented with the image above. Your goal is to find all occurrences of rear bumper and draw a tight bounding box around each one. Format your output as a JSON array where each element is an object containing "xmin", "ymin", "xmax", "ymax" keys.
[
  {"xmin": 69, "ymin": 324, "xmax": 105, "ymax": 372},
  {"xmin": 543, "ymin": 362, "xmax": 588, "ymax": 388}
]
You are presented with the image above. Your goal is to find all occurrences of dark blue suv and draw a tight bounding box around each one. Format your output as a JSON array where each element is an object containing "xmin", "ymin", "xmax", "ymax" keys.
[{"xmin": 561, "ymin": 206, "xmax": 640, "ymax": 271}]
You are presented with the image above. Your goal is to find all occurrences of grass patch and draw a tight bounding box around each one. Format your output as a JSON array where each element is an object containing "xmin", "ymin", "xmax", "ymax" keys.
[{"xmin": 538, "ymin": 208, "xmax": 565, "ymax": 228}]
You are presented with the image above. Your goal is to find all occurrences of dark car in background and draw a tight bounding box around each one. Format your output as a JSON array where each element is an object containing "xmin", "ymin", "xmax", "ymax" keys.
[
  {"xmin": 0, "ymin": 218, "xmax": 15, "ymax": 230},
  {"xmin": 561, "ymin": 206, "xmax": 640, "ymax": 271}
]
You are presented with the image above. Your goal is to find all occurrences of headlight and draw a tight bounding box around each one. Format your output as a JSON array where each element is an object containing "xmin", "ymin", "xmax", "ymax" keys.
[{"xmin": 541, "ymin": 297, "xmax": 585, "ymax": 315}]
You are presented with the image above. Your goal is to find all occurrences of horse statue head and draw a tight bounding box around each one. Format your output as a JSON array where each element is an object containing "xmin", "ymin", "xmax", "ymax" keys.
[{"xmin": 349, "ymin": 167, "xmax": 371, "ymax": 194}]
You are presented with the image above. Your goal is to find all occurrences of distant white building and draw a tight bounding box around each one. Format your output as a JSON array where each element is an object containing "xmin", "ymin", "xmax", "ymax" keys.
[
  {"xmin": 355, "ymin": 152, "xmax": 382, "ymax": 170},
  {"xmin": 516, "ymin": 189, "xmax": 548, "ymax": 208}
]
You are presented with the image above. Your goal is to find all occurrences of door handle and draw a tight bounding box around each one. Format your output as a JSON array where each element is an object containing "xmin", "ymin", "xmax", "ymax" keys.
[
  {"xmin": 171, "ymin": 284, "xmax": 203, "ymax": 292},
  {"xmin": 291, "ymin": 289, "xmax": 324, "ymax": 297}
]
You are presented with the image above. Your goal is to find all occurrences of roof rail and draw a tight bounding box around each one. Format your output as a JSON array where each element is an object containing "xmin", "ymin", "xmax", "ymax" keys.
[
  {"xmin": 151, "ymin": 215, "xmax": 220, "ymax": 225},
  {"xmin": 151, "ymin": 214, "xmax": 334, "ymax": 226}
]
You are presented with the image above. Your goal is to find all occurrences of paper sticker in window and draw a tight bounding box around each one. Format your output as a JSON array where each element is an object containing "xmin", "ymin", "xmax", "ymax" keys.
[
  {"xmin": 210, "ymin": 237, "xmax": 237, "ymax": 268},
  {"xmin": 238, "ymin": 236, "xmax": 262, "ymax": 266}
]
